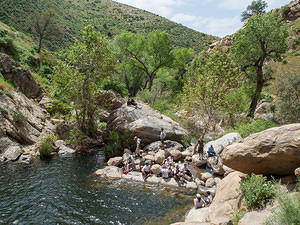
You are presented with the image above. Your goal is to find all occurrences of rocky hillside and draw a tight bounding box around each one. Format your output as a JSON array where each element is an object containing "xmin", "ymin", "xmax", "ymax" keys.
[{"xmin": 0, "ymin": 0, "xmax": 218, "ymax": 52}]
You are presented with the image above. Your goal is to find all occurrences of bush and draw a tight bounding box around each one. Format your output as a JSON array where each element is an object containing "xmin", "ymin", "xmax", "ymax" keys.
[
  {"xmin": 38, "ymin": 134, "xmax": 57, "ymax": 159},
  {"xmin": 227, "ymin": 119, "xmax": 278, "ymax": 138},
  {"xmin": 13, "ymin": 111, "xmax": 27, "ymax": 125},
  {"xmin": 104, "ymin": 130, "xmax": 133, "ymax": 159},
  {"xmin": 38, "ymin": 142, "xmax": 53, "ymax": 159},
  {"xmin": 240, "ymin": 173, "xmax": 276, "ymax": 209},
  {"xmin": 232, "ymin": 210, "xmax": 247, "ymax": 225},
  {"xmin": 266, "ymin": 190, "xmax": 300, "ymax": 225}
]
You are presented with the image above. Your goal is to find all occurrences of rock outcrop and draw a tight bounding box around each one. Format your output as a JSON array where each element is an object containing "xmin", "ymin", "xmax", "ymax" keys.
[
  {"xmin": 184, "ymin": 172, "xmax": 246, "ymax": 224},
  {"xmin": 221, "ymin": 124, "xmax": 300, "ymax": 176},
  {"xmin": 107, "ymin": 101, "xmax": 188, "ymax": 145},
  {"xmin": 0, "ymin": 90, "xmax": 56, "ymax": 162},
  {"xmin": 0, "ymin": 53, "xmax": 41, "ymax": 97}
]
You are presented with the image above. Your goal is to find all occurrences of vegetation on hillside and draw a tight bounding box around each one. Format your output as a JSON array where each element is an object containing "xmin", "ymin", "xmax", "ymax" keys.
[{"xmin": 0, "ymin": 0, "xmax": 218, "ymax": 52}]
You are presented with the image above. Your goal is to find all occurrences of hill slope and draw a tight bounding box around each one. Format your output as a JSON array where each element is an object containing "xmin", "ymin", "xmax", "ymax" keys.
[{"xmin": 0, "ymin": 0, "xmax": 218, "ymax": 52}]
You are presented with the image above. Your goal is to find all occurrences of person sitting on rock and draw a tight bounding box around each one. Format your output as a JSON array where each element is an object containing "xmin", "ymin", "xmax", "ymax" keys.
[
  {"xmin": 204, "ymin": 191, "xmax": 213, "ymax": 206},
  {"xmin": 194, "ymin": 194, "xmax": 205, "ymax": 209},
  {"xmin": 127, "ymin": 98, "xmax": 138, "ymax": 108},
  {"xmin": 180, "ymin": 163, "xmax": 193, "ymax": 182},
  {"xmin": 142, "ymin": 161, "xmax": 152, "ymax": 181},
  {"xmin": 157, "ymin": 164, "xmax": 171, "ymax": 179},
  {"xmin": 134, "ymin": 136, "xmax": 141, "ymax": 157},
  {"xmin": 173, "ymin": 165, "xmax": 185, "ymax": 184},
  {"xmin": 167, "ymin": 155, "xmax": 174, "ymax": 167},
  {"xmin": 207, "ymin": 145, "xmax": 216, "ymax": 157},
  {"xmin": 126, "ymin": 154, "xmax": 135, "ymax": 171}
]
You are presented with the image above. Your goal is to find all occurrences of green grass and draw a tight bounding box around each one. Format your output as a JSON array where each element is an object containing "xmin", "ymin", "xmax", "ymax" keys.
[
  {"xmin": 226, "ymin": 119, "xmax": 278, "ymax": 138},
  {"xmin": 0, "ymin": 0, "xmax": 218, "ymax": 53}
]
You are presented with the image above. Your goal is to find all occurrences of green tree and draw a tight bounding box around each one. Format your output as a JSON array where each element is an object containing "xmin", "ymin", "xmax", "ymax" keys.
[
  {"xmin": 52, "ymin": 26, "xmax": 116, "ymax": 136},
  {"xmin": 181, "ymin": 50, "xmax": 239, "ymax": 134},
  {"xmin": 231, "ymin": 13, "xmax": 288, "ymax": 118},
  {"xmin": 115, "ymin": 31, "xmax": 174, "ymax": 92},
  {"xmin": 30, "ymin": 8, "xmax": 61, "ymax": 53},
  {"xmin": 241, "ymin": 0, "xmax": 268, "ymax": 22}
]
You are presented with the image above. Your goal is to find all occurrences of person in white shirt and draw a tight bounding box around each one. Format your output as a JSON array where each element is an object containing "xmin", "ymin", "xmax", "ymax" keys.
[
  {"xmin": 160, "ymin": 128, "xmax": 166, "ymax": 149},
  {"xmin": 134, "ymin": 136, "xmax": 141, "ymax": 157},
  {"xmin": 160, "ymin": 165, "xmax": 171, "ymax": 179},
  {"xmin": 194, "ymin": 194, "xmax": 205, "ymax": 209},
  {"xmin": 142, "ymin": 161, "xmax": 151, "ymax": 181}
]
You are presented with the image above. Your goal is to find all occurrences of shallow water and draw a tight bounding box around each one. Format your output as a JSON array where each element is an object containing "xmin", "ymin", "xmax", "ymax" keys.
[{"xmin": 0, "ymin": 151, "xmax": 192, "ymax": 225}]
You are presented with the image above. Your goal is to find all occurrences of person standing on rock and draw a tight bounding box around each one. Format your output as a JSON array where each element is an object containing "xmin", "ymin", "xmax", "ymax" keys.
[
  {"xmin": 134, "ymin": 136, "xmax": 141, "ymax": 157},
  {"xmin": 194, "ymin": 137, "xmax": 204, "ymax": 159},
  {"xmin": 160, "ymin": 128, "xmax": 166, "ymax": 149}
]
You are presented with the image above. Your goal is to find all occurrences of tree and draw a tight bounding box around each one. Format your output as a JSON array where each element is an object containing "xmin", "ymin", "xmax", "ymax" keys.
[
  {"xmin": 241, "ymin": 0, "xmax": 268, "ymax": 22},
  {"xmin": 52, "ymin": 26, "xmax": 116, "ymax": 136},
  {"xmin": 181, "ymin": 50, "xmax": 240, "ymax": 135},
  {"xmin": 231, "ymin": 13, "xmax": 288, "ymax": 118},
  {"xmin": 31, "ymin": 8, "xmax": 61, "ymax": 53},
  {"xmin": 114, "ymin": 31, "xmax": 174, "ymax": 92}
]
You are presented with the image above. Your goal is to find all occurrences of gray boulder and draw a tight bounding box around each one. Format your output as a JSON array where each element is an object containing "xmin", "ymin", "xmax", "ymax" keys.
[
  {"xmin": 1, "ymin": 146, "xmax": 22, "ymax": 161},
  {"xmin": 204, "ymin": 132, "xmax": 242, "ymax": 156},
  {"xmin": 107, "ymin": 157, "xmax": 123, "ymax": 166},
  {"xmin": 58, "ymin": 145, "xmax": 76, "ymax": 157},
  {"xmin": 221, "ymin": 124, "xmax": 300, "ymax": 176},
  {"xmin": 18, "ymin": 153, "xmax": 33, "ymax": 164},
  {"xmin": 0, "ymin": 53, "xmax": 41, "ymax": 97},
  {"xmin": 107, "ymin": 101, "xmax": 188, "ymax": 145},
  {"xmin": 144, "ymin": 140, "xmax": 184, "ymax": 155}
]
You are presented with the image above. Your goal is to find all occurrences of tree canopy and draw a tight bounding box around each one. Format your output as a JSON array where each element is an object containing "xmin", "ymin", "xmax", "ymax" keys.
[
  {"xmin": 231, "ymin": 13, "xmax": 288, "ymax": 117},
  {"xmin": 52, "ymin": 26, "xmax": 116, "ymax": 136},
  {"xmin": 241, "ymin": 0, "xmax": 268, "ymax": 22}
]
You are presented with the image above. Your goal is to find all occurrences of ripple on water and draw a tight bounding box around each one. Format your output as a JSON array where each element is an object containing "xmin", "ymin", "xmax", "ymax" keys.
[{"xmin": 0, "ymin": 152, "xmax": 192, "ymax": 225}]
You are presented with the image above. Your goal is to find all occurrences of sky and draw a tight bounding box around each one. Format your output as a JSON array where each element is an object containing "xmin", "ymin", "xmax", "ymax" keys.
[{"xmin": 113, "ymin": 0, "xmax": 291, "ymax": 37}]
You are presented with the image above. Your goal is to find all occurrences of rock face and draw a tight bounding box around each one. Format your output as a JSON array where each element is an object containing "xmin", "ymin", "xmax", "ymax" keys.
[
  {"xmin": 107, "ymin": 101, "xmax": 188, "ymax": 145},
  {"xmin": 0, "ymin": 145, "xmax": 22, "ymax": 161},
  {"xmin": 185, "ymin": 172, "xmax": 246, "ymax": 224},
  {"xmin": 0, "ymin": 90, "xmax": 56, "ymax": 162},
  {"xmin": 204, "ymin": 132, "xmax": 242, "ymax": 155},
  {"xmin": 0, "ymin": 53, "xmax": 41, "ymax": 97},
  {"xmin": 221, "ymin": 124, "xmax": 300, "ymax": 176}
]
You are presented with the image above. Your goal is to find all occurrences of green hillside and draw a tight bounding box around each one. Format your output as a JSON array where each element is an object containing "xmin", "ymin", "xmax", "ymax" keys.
[{"xmin": 0, "ymin": 0, "xmax": 218, "ymax": 52}]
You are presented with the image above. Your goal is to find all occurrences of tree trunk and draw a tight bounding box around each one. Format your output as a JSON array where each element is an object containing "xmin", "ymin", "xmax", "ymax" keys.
[
  {"xmin": 38, "ymin": 34, "xmax": 43, "ymax": 53},
  {"xmin": 248, "ymin": 65, "xmax": 264, "ymax": 118}
]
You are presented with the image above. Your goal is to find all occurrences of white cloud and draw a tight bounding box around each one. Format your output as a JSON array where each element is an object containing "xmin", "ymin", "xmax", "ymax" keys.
[
  {"xmin": 217, "ymin": 0, "xmax": 290, "ymax": 11},
  {"xmin": 191, "ymin": 16, "xmax": 242, "ymax": 37},
  {"xmin": 172, "ymin": 13, "xmax": 197, "ymax": 23},
  {"xmin": 113, "ymin": 0, "xmax": 185, "ymax": 17}
]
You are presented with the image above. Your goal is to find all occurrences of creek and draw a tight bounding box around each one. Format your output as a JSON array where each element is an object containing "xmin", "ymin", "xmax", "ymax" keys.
[{"xmin": 0, "ymin": 151, "xmax": 192, "ymax": 225}]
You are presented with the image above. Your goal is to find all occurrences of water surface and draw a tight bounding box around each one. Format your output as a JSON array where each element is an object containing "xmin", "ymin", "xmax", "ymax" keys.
[{"xmin": 0, "ymin": 152, "xmax": 192, "ymax": 225}]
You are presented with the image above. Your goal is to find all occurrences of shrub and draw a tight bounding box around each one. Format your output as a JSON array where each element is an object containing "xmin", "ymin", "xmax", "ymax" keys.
[
  {"xmin": 231, "ymin": 210, "xmax": 247, "ymax": 225},
  {"xmin": 13, "ymin": 111, "xmax": 27, "ymax": 125},
  {"xmin": 226, "ymin": 119, "xmax": 278, "ymax": 138},
  {"xmin": 38, "ymin": 134, "xmax": 57, "ymax": 159},
  {"xmin": 104, "ymin": 130, "xmax": 133, "ymax": 159},
  {"xmin": 265, "ymin": 191, "xmax": 300, "ymax": 225},
  {"xmin": 66, "ymin": 129, "xmax": 86, "ymax": 146},
  {"xmin": 0, "ymin": 107, "xmax": 8, "ymax": 115},
  {"xmin": 38, "ymin": 142, "xmax": 53, "ymax": 159},
  {"xmin": 240, "ymin": 173, "xmax": 276, "ymax": 209}
]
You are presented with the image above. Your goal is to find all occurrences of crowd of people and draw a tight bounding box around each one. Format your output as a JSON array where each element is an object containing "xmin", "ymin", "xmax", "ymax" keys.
[{"xmin": 122, "ymin": 126, "xmax": 216, "ymax": 208}]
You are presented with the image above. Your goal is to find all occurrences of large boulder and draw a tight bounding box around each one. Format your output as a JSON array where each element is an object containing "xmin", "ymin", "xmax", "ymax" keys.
[
  {"xmin": 58, "ymin": 145, "xmax": 76, "ymax": 157},
  {"xmin": 144, "ymin": 140, "xmax": 184, "ymax": 155},
  {"xmin": 107, "ymin": 101, "xmax": 188, "ymax": 145},
  {"xmin": 0, "ymin": 53, "xmax": 41, "ymax": 97},
  {"xmin": 185, "ymin": 172, "xmax": 246, "ymax": 224},
  {"xmin": 221, "ymin": 124, "xmax": 300, "ymax": 176},
  {"xmin": 207, "ymin": 156, "xmax": 225, "ymax": 175},
  {"xmin": 154, "ymin": 150, "xmax": 165, "ymax": 164},
  {"xmin": 107, "ymin": 157, "xmax": 123, "ymax": 166},
  {"xmin": 0, "ymin": 146, "xmax": 22, "ymax": 161},
  {"xmin": 97, "ymin": 90, "xmax": 125, "ymax": 112},
  {"xmin": 95, "ymin": 166, "xmax": 123, "ymax": 179},
  {"xmin": 170, "ymin": 149, "xmax": 182, "ymax": 161},
  {"xmin": 204, "ymin": 132, "xmax": 242, "ymax": 155},
  {"xmin": 192, "ymin": 155, "xmax": 206, "ymax": 167}
]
